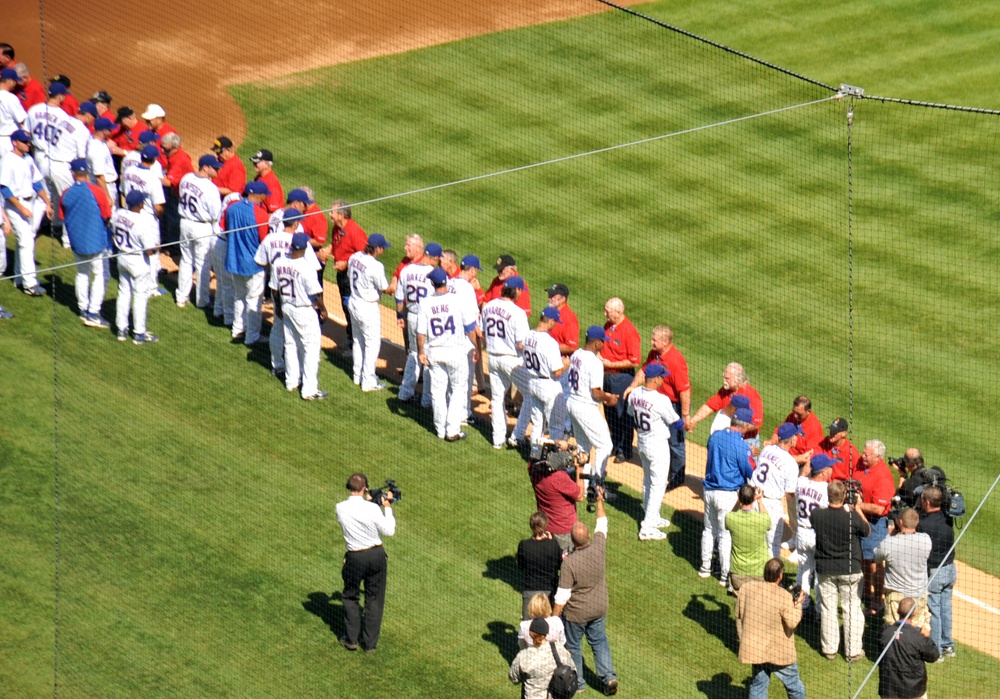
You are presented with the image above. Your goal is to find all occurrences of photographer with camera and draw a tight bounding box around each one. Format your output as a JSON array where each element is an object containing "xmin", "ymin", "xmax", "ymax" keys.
[
  {"xmin": 737, "ymin": 558, "xmax": 808, "ymax": 699},
  {"xmin": 811, "ymin": 480, "xmax": 870, "ymax": 662},
  {"xmin": 335, "ymin": 473, "xmax": 396, "ymax": 654},
  {"xmin": 874, "ymin": 508, "xmax": 932, "ymax": 629},
  {"xmin": 917, "ymin": 486, "xmax": 957, "ymax": 660},
  {"xmin": 890, "ymin": 448, "xmax": 925, "ymax": 507},
  {"xmin": 530, "ymin": 448, "xmax": 586, "ymax": 552}
]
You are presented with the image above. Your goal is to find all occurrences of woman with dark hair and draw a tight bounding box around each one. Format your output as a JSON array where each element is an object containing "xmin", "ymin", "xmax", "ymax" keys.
[{"xmin": 517, "ymin": 511, "xmax": 563, "ymax": 619}]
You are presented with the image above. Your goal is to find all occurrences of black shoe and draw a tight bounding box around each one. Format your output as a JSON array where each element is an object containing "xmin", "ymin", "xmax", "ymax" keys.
[
  {"xmin": 603, "ymin": 678, "xmax": 619, "ymax": 696},
  {"xmin": 339, "ymin": 636, "xmax": 358, "ymax": 651}
]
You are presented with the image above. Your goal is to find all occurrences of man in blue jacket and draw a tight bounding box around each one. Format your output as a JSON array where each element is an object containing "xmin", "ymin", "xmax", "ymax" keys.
[
  {"xmin": 699, "ymin": 406, "xmax": 756, "ymax": 587},
  {"xmin": 61, "ymin": 158, "xmax": 112, "ymax": 328},
  {"xmin": 224, "ymin": 180, "xmax": 270, "ymax": 345}
]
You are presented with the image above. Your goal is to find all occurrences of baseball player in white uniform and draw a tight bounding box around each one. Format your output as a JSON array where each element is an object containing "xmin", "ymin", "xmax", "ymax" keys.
[
  {"xmin": 479, "ymin": 276, "xmax": 529, "ymax": 448},
  {"xmin": 0, "ymin": 68, "xmax": 27, "ymax": 157},
  {"xmin": 794, "ymin": 453, "xmax": 835, "ymax": 606},
  {"xmin": 266, "ymin": 188, "xmax": 309, "ymax": 236},
  {"xmin": 120, "ymin": 131, "xmax": 165, "ymax": 181},
  {"xmin": 255, "ymin": 209, "xmax": 321, "ymax": 378},
  {"xmin": 119, "ymin": 145, "xmax": 165, "ymax": 290},
  {"xmin": 511, "ymin": 307, "xmax": 566, "ymax": 456},
  {"xmin": 110, "ymin": 190, "xmax": 159, "ymax": 343},
  {"xmin": 0, "ymin": 130, "xmax": 53, "ymax": 295},
  {"xmin": 394, "ymin": 240, "xmax": 434, "ymax": 404},
  {"xmin": 176, "ymin": 154, "xmax": 223, "ymax": 308},
  {"xmin": 447, "ymin": 254, "xmax": 482, "ymax": 419},
  {"xmin": 25, "ymin": 82, "xmax": 87, "ymax": 245},
  {"xmin": 347, "ymin": 233, "xmax": 391, "ymax": 392},
  {"xmin": 416, "ymin": 267, "xmax": 479, "ymax": 441},
  {"xmin": 86, "ymin": 117, "xmax": 118, "ymax": 210},
  {"xmin": 213, "ymin": 191, "xmax": 242, "ymax": 325},
  {"xmin": 565, "ymin": 326, "xmax": 618, "ymax": 479},
  {"xmin": 272, "ymin": 232, "xmax": 329, "ymax": 400},
  {"xmin": 753, "ymin": 421, "xmax": 804, "ymax": 556},
  {"xmin": 627, "ymin": 363, "xmax": 685, "ymax": 540}
]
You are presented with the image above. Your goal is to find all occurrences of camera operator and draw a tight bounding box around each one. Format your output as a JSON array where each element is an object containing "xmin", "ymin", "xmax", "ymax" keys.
[
  {"xmin": 917, "ymin": 486, "xmax": 957, "ymax": 660},
  {"xmin": 891, "ymin": 448, "xmax": 924, "ymax": 507},
  {"xmin": 737, "ymin": 558, "xmax": 807, "ymax": 699},
  {"xmin": 873, "ymin": 508, "xmax": 931, "ymax": 629},
  {"xmin": 854, "ymin": 440, "xmax": 896, "ymax": 616},
  {"xmin": 335, "ymin": 472, "xmax": 395, "ymax": 654},
  {"xmin": 811, "ymin": 480, "xmax": 870, "ymax": 662},
  {"xmin": 529, "ymin": 448, "xmax": 586, "ymax": 551}
]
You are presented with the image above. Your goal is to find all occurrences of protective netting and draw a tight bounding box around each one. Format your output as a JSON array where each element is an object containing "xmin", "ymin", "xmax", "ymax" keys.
[{"xmin": 2, "ymin": 1, "xmax": 998, "ymax": 697}]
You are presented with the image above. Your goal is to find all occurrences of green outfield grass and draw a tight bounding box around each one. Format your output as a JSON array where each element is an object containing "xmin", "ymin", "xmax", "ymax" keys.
[{"xmin": 3, "ymin": 0, "xmax": 999, "ymax": 696}]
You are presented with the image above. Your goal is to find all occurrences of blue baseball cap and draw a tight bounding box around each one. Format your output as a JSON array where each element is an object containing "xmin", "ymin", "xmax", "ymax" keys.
[
  {"xmin": 290, "ymin": 232, "xmax": 310, "ymax": 250},
  {"xmin": 777, "ymin": 422, "xmax": 805, "ymax": 440},
  {"xmin": 733, "ymin": 407, "xmax": 755, "ymax": 424},
  {"xmin": 94, "ymin": 117, "xmax": 114, "ymax": 132},
  {"xmin": 461, "ymin": 254, "xmax": 481, "ymax": 269},
  {"xmin": 427, "ymin": 267, "xmax": 449, "ymax": 287},
  {"xmin": 368, "ymin": 233, "xmax": 391, "ymax": 249},
  {"xmin": 586, "ymin": 325, "xmax": 609, "ymax": 342},
  {"xmin": 644, "ymin": 363, "xmax": 667, "ymax": 379},
  {"xmin": 0, "ymin": 68, "xmax": 18, "ymax": 81},
  {"xmin": 198, "ymin": 154, "xmax": 223, "ymax": 170},
  {"xmin": 138, "ymin": 130, "xmax": 161, "ymax": 144},
  {"xmin": 286, "ymin": 188, "xmax": 311, "ymax": 204},
  {"xmin": 78, "ymin": 101, "xmax": 98, "ymax": 117},
  {"xmin": 283, "ymin": 208, "xmax": 304, "ymax": 225},
  {"xmin": 70, "ymin": 158, "xmax": 88, "ymax": 172},
  {"xmin": 48, "ymin": 82, "xmax": 68, "ymax": 96},
  {"xmin": 125, "ymin": 190, "xmax": 148, "ymax": 208},
  {"xmin": 541, "ymin": 307, "xmax": 562, "ymax": 324},
  {"xmin": 504, "ymin": 276, "xmax": 525, "ymax": 290},
  {"xmin": 10, "ymin": 129, "xmax": 31, "ymax": 143},
  {"xmin": 424, "ymin": 242, "xmax": 443, "ymax": 257},
  {"xmin": 140, "ymin": 145, "xmax": 160, "ymax": 161},
  {"xmin": 730, "ymin": 394, "xmax": 751, "ymax": 410},
  {"xmin": 245, "ymin": 181, "xmax": 270, "ymax": 196},
  {"xmin": 810, "ymin": 453, "xmax": 839, "ymax": 475}
]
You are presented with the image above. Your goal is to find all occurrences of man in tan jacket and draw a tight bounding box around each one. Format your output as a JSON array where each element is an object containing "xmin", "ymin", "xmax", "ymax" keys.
[{"xmin": 737, "ymin": 558, "xmax": 807, "ymax": 699}]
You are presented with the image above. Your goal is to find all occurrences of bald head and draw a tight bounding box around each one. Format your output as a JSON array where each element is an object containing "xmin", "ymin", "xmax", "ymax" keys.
[
  {"xmin": 897, "ymin": 597, "xmax": 916, "ymax": 620},
  {"xmin": 571, "ymin": 521, "xmax": 591, "ymax": 547}
]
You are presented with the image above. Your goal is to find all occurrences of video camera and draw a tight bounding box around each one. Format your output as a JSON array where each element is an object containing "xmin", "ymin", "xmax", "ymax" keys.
[
  {"xmin": 584, "ymin": 473, "xmax": 617, "ymax": 513},
  {"xmin": 844, "ymin": 479, "xmax": 862, "ymax": 506},
  {"xmin": 529, "ymin": 441, "xmax": 588, "ymax": 481},
  {"xmin": 369, "ymin": 479, "xmax": 402, "ymax": 506},
  {"xmin": 894, "ymin": 465, "xmax": 965, "ymax": 520}
]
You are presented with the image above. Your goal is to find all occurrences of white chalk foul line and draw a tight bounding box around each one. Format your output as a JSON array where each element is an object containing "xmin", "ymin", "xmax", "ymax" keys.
[{"xmin": 955, "ymin": 590, "xmax": 1000, "ymax": 617}]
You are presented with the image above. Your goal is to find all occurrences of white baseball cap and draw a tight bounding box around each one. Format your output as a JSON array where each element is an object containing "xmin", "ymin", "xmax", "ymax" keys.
[{"xmin": 141, "ymin": 103, "xmax": 166, "ymax": 120}]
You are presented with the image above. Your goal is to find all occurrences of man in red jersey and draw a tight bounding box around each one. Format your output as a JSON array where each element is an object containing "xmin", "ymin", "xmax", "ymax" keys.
[
  {"xmin": 159, "ymin": 132, "xmax": 193, "ymax": 253},
  {"xmin": 854, "ymin": 439, "xmax": 896, "ymax": 614},
  {"xmin": 111, "ymin": 106, "xmax": 148, "ymax": 155},
  {"xmin": 816, "ymin": 417, "xmax": 862, "ymax": 483},
  {"xmin": 326, "ymin": 199, "xmax": 367, "ymax": 348},
  {"xmin": 51, "ymin": 76, "xmax": 79, "ymax": 116},
  {"xmin": 482, "ymin": 254, "xmax": 531, "ymax": 315},
  {"xmin": 250, "ymin": 148, "xmax": 283, "ymax": 213},
  {"xmin": 688, "ymin": 362, "xmax": 763, "ymax": 445},
  {"xmin": 14, "ymin": 63, "xmax": 46, "ymax": 109},
  {"xmin": 599, "ymin": 298, "xmax": 641, "ymax": 463},
  {"xmin": 295, "ymin": 186, "xmax": 328, "ymax": 286},
  {"xmin": 765, "ymin": 395, "xmax": 822, "ymax": 465},
  {"xmin": 628, "ymin": 325, "xmax": 691, "ymax": 488},
  {"xmin": 210, "ymin": 136, "xmax": 246, "ymax": 198}
]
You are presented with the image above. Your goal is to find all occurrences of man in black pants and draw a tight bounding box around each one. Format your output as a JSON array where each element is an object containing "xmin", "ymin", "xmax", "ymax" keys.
[{"xmin": 335, "ymin": 473, "xmax": 396, "ymax": 653}]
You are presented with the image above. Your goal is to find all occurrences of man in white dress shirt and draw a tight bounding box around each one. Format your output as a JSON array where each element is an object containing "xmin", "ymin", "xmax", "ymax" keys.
[{"xmin": 335, "ymin": 473, "xmax": 396, "ymax": 654}]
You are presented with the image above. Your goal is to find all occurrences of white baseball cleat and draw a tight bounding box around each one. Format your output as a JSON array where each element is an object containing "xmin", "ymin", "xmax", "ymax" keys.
[
  {"xmin": 638, "ymin": 528, "xmax": 667, "ymax": 541},
  {"xmin": 654, "ymin": 518, "xmax": 671, "ymax": 529}
]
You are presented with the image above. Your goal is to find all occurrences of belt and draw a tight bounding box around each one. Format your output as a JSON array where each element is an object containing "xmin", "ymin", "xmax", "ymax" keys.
[{"xmin": 346, "ymin": 544, "xmax": 383, "ymax": 553}]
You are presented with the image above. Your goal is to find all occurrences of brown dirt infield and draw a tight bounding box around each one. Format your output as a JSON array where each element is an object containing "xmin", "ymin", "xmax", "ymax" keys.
[{"xmin": 12, "ymin": 0, "xmax": 998, "ymax": 663}]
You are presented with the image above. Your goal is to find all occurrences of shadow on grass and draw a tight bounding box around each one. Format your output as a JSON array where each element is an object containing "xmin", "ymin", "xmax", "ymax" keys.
[
  {"xmin": 483, "ymin": 555, "xmax": 521, "ymax": 592},
  {"xmin": 302, "ymin": 591, "xmax": 347, "ymax": 638},
  {"xmin": 668, "ymin": 511, "xmax": 707, "ymax": 573},
  {"xmin": 696, "ymin": 671, "xmax": 748, "ymax": 698},
  {"xmin": 683, "ymin": 593, "xmax": 738, "ymax": 656},
  {"xmin": 483, "ymin": 620, "xmax": 519, "ymax": 664},
  {"xmin": 602, "ymin": 480, "xmax": 645, "ymax": 531}
]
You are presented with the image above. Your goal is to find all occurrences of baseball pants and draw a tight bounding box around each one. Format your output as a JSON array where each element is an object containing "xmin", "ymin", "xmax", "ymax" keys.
[
  {"xmin": 526, "ymin": 376, "xmax": 562, "ymax": 447},
  {"xmin": 336, "ymin": 270, "xmax": 353, "ymax": 343},
  {"xmin": 115, "ymin": 254, "xmax": 152, "ymax": 335},
  {"xmin": 348, "ymin": 298, "xmax": 381, "ymax": 390},
  {"xmin": 547, "ymin": 373, "xmax": 571, "ymax": 441},
  {"xmin": 231, "ymin": 271, "xmax": 265, "ymax": 344},
  {"xmin": 566, "ymin": 399, "xmax": 612, "ymax": 478},
  {"xmin": 795, "ymin": 528, "xmax": 818, "ymax": 595},
  {"xmin": 427, "ymin": 346, "xmax": 470, "ymax": 439},
  {"xmin": 701, "ymin": 489, "xmax": 738, "ymax": 580},
  {"xmin": 211, "ymin": 237, "xmax": 234, "ymax": 325},
  {"xmin": 42, "ymin": 159, "xmax": 72, "ymax": 240},
  {"xmin": 398, "ymin": 312, "xmax": 428, "ymax": 404},
  {"xmin": 603, "ymin": 372, "xmax": 635, "ymax": 457},
  {"xmin": 487, "ymin": 353, "xmax": 520, "ymax": 447},
  {"xmin": 7, "ymin": 199, "xmax": 45, "ymax": 289},
  {"xmin": 762, "ymin": 497, "xmax": 787, "ymax": 558},
  {"xmin": 638, "ymin": 444, "xmax": 670, "ymax": 530},
  {"xmin": 510, "ymin": 366, "xmax": 534, "ymax": 441},
  {"xmin": 73, "ymin": 250, "xmax": 107, "ymax": 316},
  {"xmin": 177, "ymin": 219, "xmax": 213, "ymax": 307},
  {"xmin": 283, "ymin": 304, "xmax": 321, "ymax": 397},
  {"xmin": 270, "ymin": 313, "xmax": 286, "ymax": 373}
]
